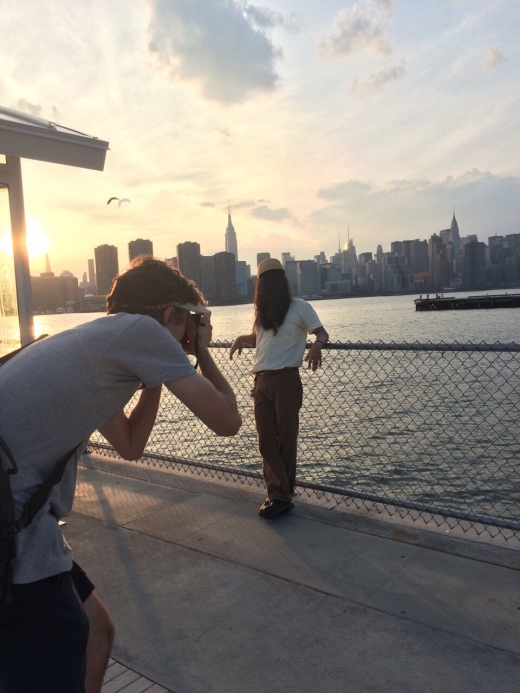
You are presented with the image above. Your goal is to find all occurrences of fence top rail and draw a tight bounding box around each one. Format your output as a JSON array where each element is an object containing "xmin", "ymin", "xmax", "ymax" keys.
[{"xmin": 209, "ymin": 341, "xmax": 520, "ymax": 353}]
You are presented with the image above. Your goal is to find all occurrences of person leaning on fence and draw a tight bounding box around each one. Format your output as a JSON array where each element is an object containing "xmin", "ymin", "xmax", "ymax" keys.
[
  {"xmin": 230, "ymin": 258, "xmax": 328, "ymax": 520},
  {"xmin": 0, "ymin": 256, "xmax": 241, "ymax": 693}
]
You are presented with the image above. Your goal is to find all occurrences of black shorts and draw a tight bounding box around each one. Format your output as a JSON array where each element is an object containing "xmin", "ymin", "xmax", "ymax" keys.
[{"xmin": 0, "ymin": 561, "xmax": 94, "ymax": 693}]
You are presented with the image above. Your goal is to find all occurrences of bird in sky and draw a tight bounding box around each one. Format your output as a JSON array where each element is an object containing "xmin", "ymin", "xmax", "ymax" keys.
[
  {"xmin": 118, "ymin": 198, "xmax": 131, "ymax": 207},
  {"xmin": 107, "ymin": 197, "xmax": 119, "ymax": 205}
]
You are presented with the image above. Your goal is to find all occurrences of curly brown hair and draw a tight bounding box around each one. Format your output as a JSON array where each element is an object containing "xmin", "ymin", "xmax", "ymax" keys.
[{"xmin": 106, "ymin": 255, "xmax": 206, "ymax": 325}]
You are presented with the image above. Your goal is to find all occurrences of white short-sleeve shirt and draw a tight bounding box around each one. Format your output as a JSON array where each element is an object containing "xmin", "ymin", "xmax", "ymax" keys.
[{"xmin": 253, "ymin": 298, "xmax": 323, "ymax": 372}]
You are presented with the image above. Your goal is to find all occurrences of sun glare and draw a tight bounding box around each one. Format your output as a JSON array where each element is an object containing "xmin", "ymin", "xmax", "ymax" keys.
[
  {"xmin": 26, "ymin": 218, "xmax": 49, "ymax": 260},
  {"xmin": 0, "ymin": 217, "xmax": 49, "ymax": 261}
]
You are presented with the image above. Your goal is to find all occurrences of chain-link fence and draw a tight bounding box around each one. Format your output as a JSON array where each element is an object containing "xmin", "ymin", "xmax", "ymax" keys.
[{"xmin": 89, "ymin": 342, "xmax": 520, "ymax": 541}]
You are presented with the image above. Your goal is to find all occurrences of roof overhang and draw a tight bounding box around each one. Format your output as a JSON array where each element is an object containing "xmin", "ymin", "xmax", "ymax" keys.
[{"xmin": 0, "ymin": 107, "xmax": 109, "ymax": 171}]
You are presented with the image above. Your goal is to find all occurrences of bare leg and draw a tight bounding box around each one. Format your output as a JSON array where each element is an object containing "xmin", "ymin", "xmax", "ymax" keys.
[{"xmin": 83, "ymin": 592, "xmax": 115, "ymax": 693}]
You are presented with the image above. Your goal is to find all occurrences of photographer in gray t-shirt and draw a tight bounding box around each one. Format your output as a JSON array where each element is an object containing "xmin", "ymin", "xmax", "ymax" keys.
[{"xmin": 0, "ymin": 256, "xmax": 242, "ymax": 693}]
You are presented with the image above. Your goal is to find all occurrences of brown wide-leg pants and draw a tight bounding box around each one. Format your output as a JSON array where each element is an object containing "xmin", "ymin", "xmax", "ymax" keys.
[{"xmin": 254, "ymin": 368, "xmax": 303, "ymax": 502}]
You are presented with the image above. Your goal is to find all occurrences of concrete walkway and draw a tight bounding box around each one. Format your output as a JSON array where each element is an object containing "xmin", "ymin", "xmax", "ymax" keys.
[{"xmin": 71, "ymin": 454, "xmax": 520, "ymax": 693}]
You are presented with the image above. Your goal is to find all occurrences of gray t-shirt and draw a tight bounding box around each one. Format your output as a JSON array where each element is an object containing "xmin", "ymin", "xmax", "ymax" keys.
[{"xmin": 0, "ymin": 313, "xmax": 195, "ymax": 583}]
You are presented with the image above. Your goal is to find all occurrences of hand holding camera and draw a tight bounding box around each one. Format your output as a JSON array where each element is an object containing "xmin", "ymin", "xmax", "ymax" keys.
[{"xmin": 181, "ymin": 312, "xmax": 212, "ymax": 357}]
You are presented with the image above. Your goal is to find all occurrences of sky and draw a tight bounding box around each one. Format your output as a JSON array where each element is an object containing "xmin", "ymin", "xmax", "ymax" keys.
[{"xmin": 0, "ymin": 0, "xmax": 519, "ymax": 279}]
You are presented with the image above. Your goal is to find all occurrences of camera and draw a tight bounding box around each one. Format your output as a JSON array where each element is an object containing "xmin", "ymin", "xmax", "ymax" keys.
[{"xmin": 181, "ymin": 313, "xmax": 202, "ymax": 353}]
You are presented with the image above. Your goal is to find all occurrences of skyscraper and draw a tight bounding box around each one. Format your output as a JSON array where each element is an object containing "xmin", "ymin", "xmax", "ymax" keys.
[
  {"xmin": 215, "ymin": 252, "xmax": 237, "ymax": 303},
  {"xmin": 94, "ymin": 244, "xmax": 119, "ymax": 296},
  {"xmin": 200, "ymin": 255, "xmax": 217, "ymax": 300},
  {"xmin": 88, "ymin": 259, "xmax": 96, "ymax": 286},
  {"xmin": 450, "ymin": 212, "xmax": 461, "ymax": 254},
  {"xmin": 177, "ymin": 242, "xmax": 202, "ymax": 286},
  {"xmin": 225, "ymin": 208, "xmax": 238, "ymax": 260},
  {"xmin": 235, "ymin": 261, "xmax": 251, "ymax": 298},
  {"xmin": 128, "ymin": 238, "xmax": 153, "ymax": 262},
  {"xmin": 257, "ymin": 252, "xmax": 270, "ymax": 267}
]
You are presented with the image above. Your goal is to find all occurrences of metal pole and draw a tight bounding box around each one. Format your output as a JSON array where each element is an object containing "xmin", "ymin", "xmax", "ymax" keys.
[{"xmin": 5, "ymin": 156, "xmax": 33, "ymax": 345}]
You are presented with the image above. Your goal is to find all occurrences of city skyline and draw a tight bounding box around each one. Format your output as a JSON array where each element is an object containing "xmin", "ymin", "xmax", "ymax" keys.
[
  {"xmin": 1, "ymin": 0, "xmax": 518, "ymax": 279},
  {"xmin": 34, "ymin": 210, "xmax": 489, "ymax": 281}
]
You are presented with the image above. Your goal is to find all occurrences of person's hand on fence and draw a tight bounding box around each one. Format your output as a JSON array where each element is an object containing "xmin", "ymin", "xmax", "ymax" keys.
[
  {"xmin": 305, "ymin": 342, "xmax": 322, "ymax": 371},
  {"xmin": 230, "ymin": 333, "xmax": 255, "ymax": 359}
]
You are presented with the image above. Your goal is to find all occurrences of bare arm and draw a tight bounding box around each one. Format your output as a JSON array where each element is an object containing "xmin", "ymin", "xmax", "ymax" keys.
[
  {"xmin": 97, "ymin": 385, "xmax": 162, "ymax": 460},
  {"xmin": 229, "ymin": 333, "xmax": 256, "ymax": 359},
  {"xmin": 166, "ymin": 342, "xmax": 242, "ymax": 436},
  {"xmin": 304, "ymin": 326, "xmax": 329, "ymax": 372}
]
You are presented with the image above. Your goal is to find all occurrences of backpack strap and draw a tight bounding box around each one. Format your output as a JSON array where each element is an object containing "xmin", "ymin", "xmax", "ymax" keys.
[
  {"xmin": 15, "ymin": 443, "xmax": 82, "ymax": 531},
  {"xmin": 0, "ymin": 437, "xmax": 81, "ymax": 605},
  {"xmin": 0, "ymin": 436, "xmax": 18, "ymax": 606}
]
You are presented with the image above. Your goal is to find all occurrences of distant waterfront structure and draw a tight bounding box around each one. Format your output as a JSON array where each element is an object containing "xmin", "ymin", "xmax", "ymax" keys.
[
  {"xmin": 411, "ymin": 240, "xmax": 429, "ymax": 274},
  {"xmin": 215, "ymin": 251, "xmax": 237, "ymax": 303},
  {"xmin": 381, "ymin": 253, "xmax": 413, "ymax": 292},
  {"xmin": 225, "ymin": 208, "xmax": 238, "ymax": 260},
  {"xmin": 314, "ymin": 252, "xmax": 327, "ymax": 266},
  {"xmin": 461, "ymin": 234, "xmax": 478, "ymax": 247},
  {"xmin": 200, "ymin": 255, "xmax": 217, "ymax": 300},
  {"xmin": 257, "ymin": 252, "xmax": 270, "ymax": 266},
  {"xmin": 284, "ymin": 260, "xmax": 298, "ymax": 296},
  {"xmin": 31, "ymin": 256, "xmax": 79, "ymax": 312},
  {"xmin": 177, "ymin": 241, "xmax": 202, "ymax": 286},
  {"xmin": 343, "ymin": 238, "xmax": 357, "ymax": 272},
  {"xmin": 235, "ymin": 260, "xmax": 251, "ymax": 299},
  {"xmin": 462, "ymin": 240, "xmax": 486, "ymax": 288},
  {"xmin": 129, "ymin": 238, "xmax": 153, "ymax": 262},
  {"xmin": 88, "ymin": 259, "xmax": 96, "ymax": 287},
  {"xmin": 297, "ymin": 260, "xmax": 320, "ymax": 297},
  {"xmin": 428, "ymin": 233, "xmax": 449, "ymax": 289},
  {"xmin": 94, "ymin": 244, "xmax": 119, "ymax": 296},
  {"xmin": 281, "ymin": 252, "xmax": 294, "ymax": 266}
]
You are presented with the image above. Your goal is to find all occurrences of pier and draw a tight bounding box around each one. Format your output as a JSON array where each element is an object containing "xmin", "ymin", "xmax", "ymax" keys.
[
  {"xmin": 414, "ymin": 293, "xmax": 520, "ymax": 311},
  {"xmin": 76, "ymin": 454, "xmax": 520, "ymax": 693}
]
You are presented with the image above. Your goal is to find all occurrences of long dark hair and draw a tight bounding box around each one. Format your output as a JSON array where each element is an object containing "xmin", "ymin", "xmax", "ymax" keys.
[{"xmin": 254, "ymin": 269, "xmax": 291, "ymax": 335}]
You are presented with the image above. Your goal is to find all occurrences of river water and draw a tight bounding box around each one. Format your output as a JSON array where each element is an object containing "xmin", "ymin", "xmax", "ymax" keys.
[
  {"xmin": 3, "ymin": 291, "xmax": 520, "ymax": 530},
  {"xmin": 22, "ymin": 289, "xmax": 520, "ymax": 344}
]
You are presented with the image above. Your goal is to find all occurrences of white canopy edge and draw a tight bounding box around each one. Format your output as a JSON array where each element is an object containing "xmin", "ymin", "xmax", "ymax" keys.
[{"xmin": 0, "ymin": 107, "xmax": 109, "ymax": 171}]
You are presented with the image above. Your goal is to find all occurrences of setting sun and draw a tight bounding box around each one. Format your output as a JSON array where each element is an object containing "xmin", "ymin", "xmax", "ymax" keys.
[
  {"xmin": 0, "ymin": 216, "xmax": 49, "ymax": 261},
  {"xmin": 25, "ymin": 218, "xmax": 49, "ymax": 260}
]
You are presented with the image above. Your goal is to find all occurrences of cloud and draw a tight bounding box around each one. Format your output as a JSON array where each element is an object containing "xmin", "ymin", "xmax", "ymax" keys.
[
  {"xmin": 251, "ymin": 205, "xmax": 291, "ymax": 221},
  {"xmin": 230, "ymin": 200, "xmax": 257, "ymax": 210},
  {"xmin": 351, "ymin": 63, "xmax": 405, "ymax": 93},
  {"xmin": 200, "ymin": 202, "xmax": 215, "ymax": 208},
  {"xmin": 241, "ymin": 4, "xmax": 302, "ymax": 33},
  {"xmin": 13, "ymin": 99, "xmax": 60, "ymax": 122},
  {"xmin": 318, "ymin": 180, "xmax": 375, "ymax": 200},
  {"xmin": 147, "ymin": 0, "xmax": 283, "ymax": 104},
  {"xmin": 317, "ymin": 0, "xmax": 395, "ymax": 60},
  {"xmin": 312, "ymin": 170, "xmax": 520, "ymax": 251},
  {"xmin": 484, "ymin": 47, "xmax": 506, "ymax": 71},
  {"xmin": 14, "ymin": 99, "xmax": 42, "ymax": 116}
]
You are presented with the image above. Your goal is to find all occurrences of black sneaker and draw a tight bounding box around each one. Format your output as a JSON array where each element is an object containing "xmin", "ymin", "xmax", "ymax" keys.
[{"xmin": 259, "ymin": 499, "xmax": 295, "ymax": 519}]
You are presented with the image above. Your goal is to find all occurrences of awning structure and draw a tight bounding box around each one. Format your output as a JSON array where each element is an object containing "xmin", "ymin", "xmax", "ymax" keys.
[{"xmin": 0, "ymin": 107, "xmax": 109, "ymax": 345}]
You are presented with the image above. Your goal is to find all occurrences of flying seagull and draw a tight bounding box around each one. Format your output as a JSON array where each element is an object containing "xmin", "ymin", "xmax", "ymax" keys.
[
  {"xmin": 118, "ymin": 198, "xmax": 131, "ymax": 207},
  {"xmin": 107, "ymin": 197, "xmax": 119, "ymax": 205}
]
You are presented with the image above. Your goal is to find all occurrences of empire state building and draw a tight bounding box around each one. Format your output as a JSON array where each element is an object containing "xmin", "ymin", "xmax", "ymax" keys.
[{"xmin": 225, "ymin": 209, "xmax": 238, "ymax": 261}]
